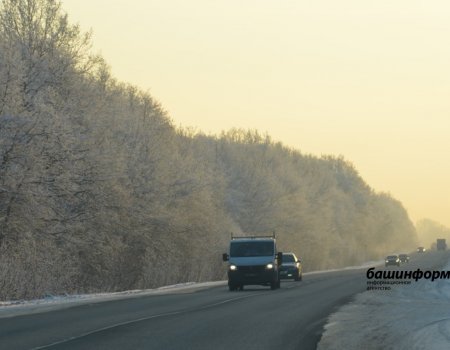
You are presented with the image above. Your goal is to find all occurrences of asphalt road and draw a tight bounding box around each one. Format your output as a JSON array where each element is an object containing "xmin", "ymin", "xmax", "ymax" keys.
[{"xmin": 1, "ymin": 251, "xmax": 447, "ymax": 350}]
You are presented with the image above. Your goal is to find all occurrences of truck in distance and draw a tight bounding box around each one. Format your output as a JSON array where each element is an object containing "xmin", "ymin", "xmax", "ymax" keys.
[{"xmin": 437, "ymin": 239, "xmax": 447, "ymax": 251}]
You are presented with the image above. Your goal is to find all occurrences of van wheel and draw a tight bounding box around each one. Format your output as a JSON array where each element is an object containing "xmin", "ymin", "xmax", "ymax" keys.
[{"xmin": 229, "ymin": 284, "xmax": 237, "ymax": 291}]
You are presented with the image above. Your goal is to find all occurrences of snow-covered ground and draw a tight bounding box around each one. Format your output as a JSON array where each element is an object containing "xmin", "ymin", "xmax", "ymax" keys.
[
  {"xmin": 305, "ymin": 260, "xmax": 383, "ymax": 275},
  {"xmin": 317, "ymin": 262, "xmax": 450, "ymax": 350},
  {"xmin": 0, "ymin": 281, "xmax": 227, "ymax": 319}
]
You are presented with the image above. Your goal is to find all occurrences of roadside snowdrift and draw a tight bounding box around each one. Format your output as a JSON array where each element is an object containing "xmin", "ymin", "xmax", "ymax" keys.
[
  {"xmin": 0, "ymin": 281, "xmax": 227, "ymax": 319},
  {"xmin": 318, "ymin": 261, "xmax": 450, "ymax": 350}
]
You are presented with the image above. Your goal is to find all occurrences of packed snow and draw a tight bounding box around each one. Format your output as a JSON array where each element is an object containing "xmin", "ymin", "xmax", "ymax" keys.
[
  {"xmin": 0, "ymin": 281, "xmax": 227, "ymax": 318},
  {"xmin": 317, "ymin": 262, "xmax": 450, "ymax": 350}
]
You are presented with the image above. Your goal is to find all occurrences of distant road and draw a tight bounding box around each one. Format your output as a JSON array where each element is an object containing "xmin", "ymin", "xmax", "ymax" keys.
[{"xmin": 1, "ymin": 252, "xmax": 447, "ymax": 350}]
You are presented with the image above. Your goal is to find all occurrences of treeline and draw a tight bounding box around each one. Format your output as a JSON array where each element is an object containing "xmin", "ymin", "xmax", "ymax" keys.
[{"xmin": 0, "ymin": 0, "xmax": 417, "ymax": 300}]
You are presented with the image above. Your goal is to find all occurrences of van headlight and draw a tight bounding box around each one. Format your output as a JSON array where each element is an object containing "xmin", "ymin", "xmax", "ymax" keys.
[
  {"xmin": 266, "ymin": 263, "xmax": 274, "ymax": 269},
  {"xmin": 229, "ymin": 265, "xmax": 237, "ymax": 271}
]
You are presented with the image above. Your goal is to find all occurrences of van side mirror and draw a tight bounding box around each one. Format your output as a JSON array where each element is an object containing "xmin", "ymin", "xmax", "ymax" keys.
[
  {"xmin": 222, "ymin": 253, "xmax": 229, "ymax": 261},
  {"xmin": 277, "ymin": 252, "xmax": 283, "ymax": 265}
]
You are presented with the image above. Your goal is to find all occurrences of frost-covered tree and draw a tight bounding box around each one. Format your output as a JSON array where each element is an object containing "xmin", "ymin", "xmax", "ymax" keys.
[{"xmin": 0, "ymin": 0, "xmax": 418, "ymax": 300}]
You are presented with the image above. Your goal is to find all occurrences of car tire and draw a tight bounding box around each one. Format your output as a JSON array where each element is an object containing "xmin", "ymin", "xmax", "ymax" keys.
[
  {"xmin": 270, "ymin": 282, "xmax": 277, "ymax": 290},
  {"xmin": 228, "ymin": 284, "xmax": 237, "ymax": 291}
]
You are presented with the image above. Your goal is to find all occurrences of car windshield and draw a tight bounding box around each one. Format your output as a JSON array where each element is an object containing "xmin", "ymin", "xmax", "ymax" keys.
[
  {"xmin": 230, "ymin": 241, "xmax": 274, "ymax": 257},
  {"xmin": 387, "ymin": 256, "xmax": 397, "ymax": 259},
  {"xmin": 282, "ymin": 254, "xmax": 295, "ymax": 263}
]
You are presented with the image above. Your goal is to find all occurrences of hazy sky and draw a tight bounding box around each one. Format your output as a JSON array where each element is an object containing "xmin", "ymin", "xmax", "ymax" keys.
[{"xmin": 62, "ymin": 0, "xmax": 450, "ymax": 227}]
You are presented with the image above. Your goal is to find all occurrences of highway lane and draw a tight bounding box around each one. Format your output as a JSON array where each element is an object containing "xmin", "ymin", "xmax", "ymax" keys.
[
  {"xmin": 1, "ymin": 251, "xmax": 447, "ymax": 350},
  {"xmin": 1, "ymin": 269, "xmax": 368, "ymax": 350}
]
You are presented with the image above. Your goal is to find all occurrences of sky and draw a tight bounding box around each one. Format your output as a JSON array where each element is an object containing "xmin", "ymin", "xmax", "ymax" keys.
[{"xmin": 61, "ymin": 0, "xmax": 450, "ymax": 228}]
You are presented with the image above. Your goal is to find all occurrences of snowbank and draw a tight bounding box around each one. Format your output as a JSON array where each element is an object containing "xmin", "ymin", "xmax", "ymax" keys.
[
  {"xmin": 317, "ymin": 262, "xmax": 450, "ymax": 350},
  {"xmin": 0, "ymin": 281, "xmax": 226, "ymax": 318},
  {"xmin": 305, "ymin": 260, "xmax": 383, "ymax": 275}
]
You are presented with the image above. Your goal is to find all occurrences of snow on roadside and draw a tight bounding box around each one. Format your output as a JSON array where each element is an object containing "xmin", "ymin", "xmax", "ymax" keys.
[
  {"xmin": 305, "ymin": 260, "xmax": 383, "ymax": 275},
  {"xmin": 317, "ymin": 262, "xmax": 450, "ymax": 350},
  {"xmin": 0, "ymin": 281, "xmax": 226, "ymax": 318}
]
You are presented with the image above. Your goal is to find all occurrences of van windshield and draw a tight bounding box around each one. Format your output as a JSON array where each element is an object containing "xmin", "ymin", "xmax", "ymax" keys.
[{"xmin": 230, "ymin": 241, "xmax": 274, "ymax": 257}]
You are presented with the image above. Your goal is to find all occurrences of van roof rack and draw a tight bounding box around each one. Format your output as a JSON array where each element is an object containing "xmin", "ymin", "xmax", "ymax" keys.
[{"xmin": 231, "ymin": 231, "xmax": 276, "ymax": 240}]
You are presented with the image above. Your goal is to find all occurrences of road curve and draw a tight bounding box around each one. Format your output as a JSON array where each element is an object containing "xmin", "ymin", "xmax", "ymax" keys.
[
  {"xmin": 1, "ymin": 268, "xmax": 368, "ymax": 350},
  {"xmin": 2, "ymin": 252, "xmax": 445, "ymax": 350}
]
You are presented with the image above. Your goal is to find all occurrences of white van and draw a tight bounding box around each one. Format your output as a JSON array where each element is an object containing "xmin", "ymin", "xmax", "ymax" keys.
[{"xmin": 222, "ymin": 234, "xmax": 282, "ymax": 291}]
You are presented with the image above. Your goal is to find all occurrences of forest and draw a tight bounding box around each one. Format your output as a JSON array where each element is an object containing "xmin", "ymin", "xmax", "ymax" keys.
[{"xmin": 0, "ymin": 0, "xmax": 417, "ymax": 300}]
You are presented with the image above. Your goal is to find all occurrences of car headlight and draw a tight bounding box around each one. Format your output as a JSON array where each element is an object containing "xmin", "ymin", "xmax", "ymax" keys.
[
  {"xmin": 385, "ymin": 260, "xmax": 389, "ymax": 263},
  {"xmin": 266, "ymin": 263, "xmax": 274, "ymax": 269},
  {"xmin": 229, "ymin": 265, "xmax": 237, "ymax": 271}
]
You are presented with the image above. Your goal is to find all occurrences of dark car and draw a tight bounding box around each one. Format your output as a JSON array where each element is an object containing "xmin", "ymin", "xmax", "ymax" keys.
[
  {"xmin": 417, "ymin": 247, "xmax": 426, "ymax": 253},
  {"xmin": 385, "ymin": 255, "xmax": 400, "ymax": 267},
  {"xmin": 279, "ymin": 252, "xmax": 302, "ymax": 281},
  {"xmin": 399, "ymin": 254, "xmax": 410, "ymax": 263}
]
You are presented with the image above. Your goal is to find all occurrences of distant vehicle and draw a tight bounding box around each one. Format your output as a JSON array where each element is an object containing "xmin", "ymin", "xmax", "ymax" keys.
[
  {"xmin": 437, "ymin": 239, "xmax": 447, "ymax": 251},
  {"xmin": 417, "ymin": 247, "xmax": 426, "ymax": 253},
  {"xmin": 222, "ymin": 233, "xmax": 282, "ymax": 291},
  {"xmin": 398, "ymin": 254, "xmax": 410, "ymax": 263},
  {"xmin": 385, "ymin": 255, "xmax": 400, "ymax": 267},
  {"xmin": 279, "ymin": 252, "xmax": 302, "ymax": 281}
]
